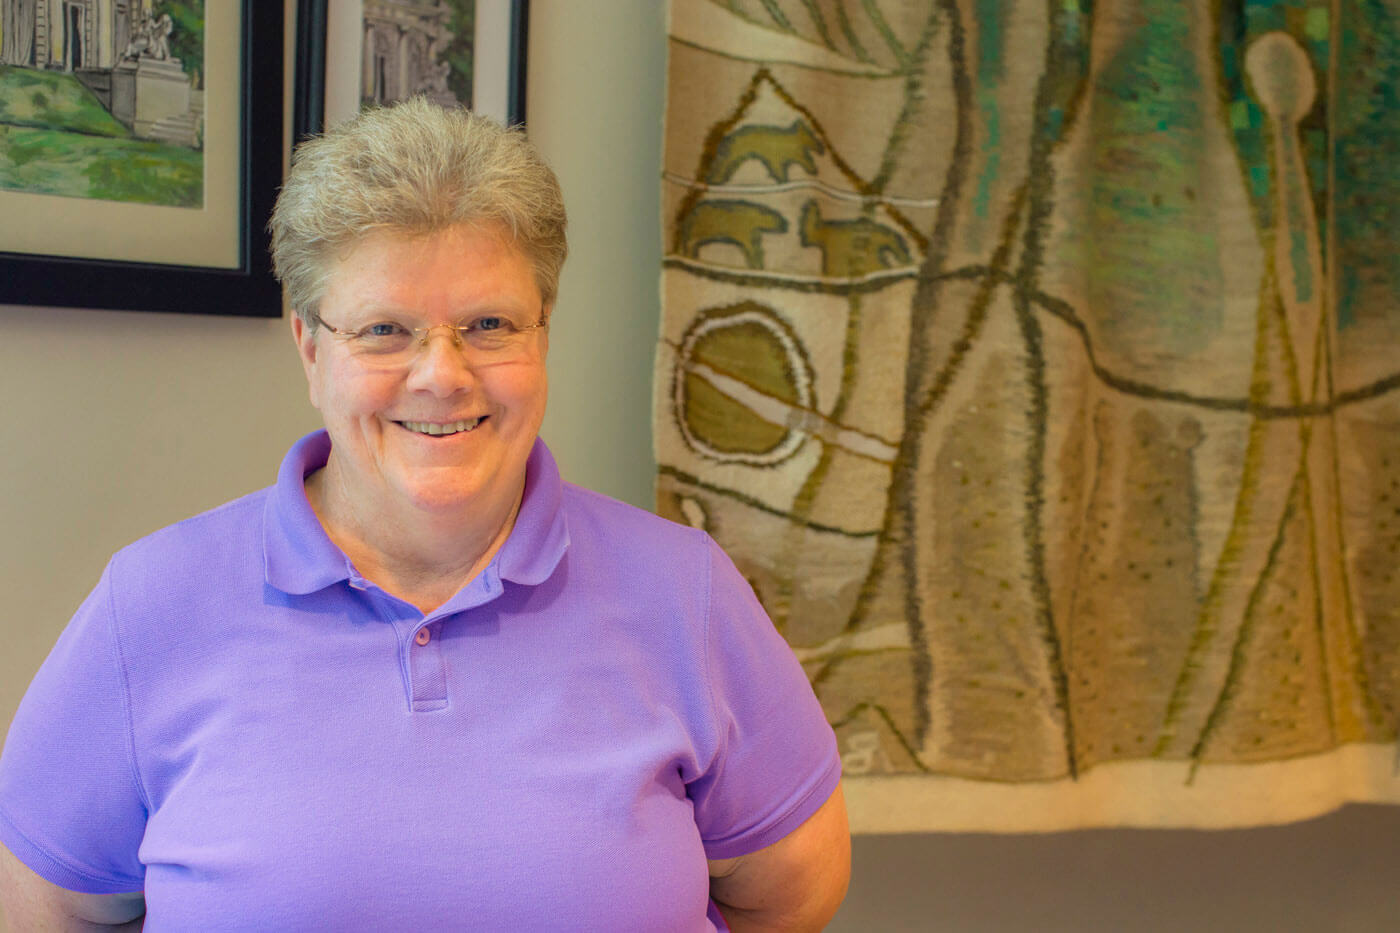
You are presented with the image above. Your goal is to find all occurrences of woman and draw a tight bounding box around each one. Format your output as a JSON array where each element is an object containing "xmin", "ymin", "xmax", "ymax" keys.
[{"xmin": 0, "ymin": 99, "xmax": 848, "ymax": 930}]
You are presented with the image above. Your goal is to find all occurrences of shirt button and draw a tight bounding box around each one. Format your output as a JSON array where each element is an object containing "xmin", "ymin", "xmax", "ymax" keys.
[{"xmin": 414, "ymin": 628, "xmax": 431, "ymax": 646}]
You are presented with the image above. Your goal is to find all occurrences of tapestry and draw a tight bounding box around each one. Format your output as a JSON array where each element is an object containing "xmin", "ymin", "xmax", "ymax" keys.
[{"xmin": 655, "ymin": 0, "xmax": 1400, "ymax": 831}]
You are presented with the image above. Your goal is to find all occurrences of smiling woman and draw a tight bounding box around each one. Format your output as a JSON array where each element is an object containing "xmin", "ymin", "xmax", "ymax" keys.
[
  {"xmin": 0, "ymin": 98, "xmax": 848, "ymax": 931},
  {"xmin": 291, "ymin": 223, "xmax": 551, "ymax": 608}
]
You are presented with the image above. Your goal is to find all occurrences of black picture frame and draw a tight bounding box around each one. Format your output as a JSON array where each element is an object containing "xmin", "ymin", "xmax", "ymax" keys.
[
  {"xmin": 0, "ymin": 1, "xmax": 284, "ymax": 319},
  {"xmin": 294, "ymin": 0, "xmax": 530, "ymax": 143}
]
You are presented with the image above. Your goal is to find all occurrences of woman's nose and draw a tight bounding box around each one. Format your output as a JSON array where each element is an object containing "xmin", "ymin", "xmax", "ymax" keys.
[{"xmin": 405, "ymin": 327, "xmax": 475, "ymax": 395}]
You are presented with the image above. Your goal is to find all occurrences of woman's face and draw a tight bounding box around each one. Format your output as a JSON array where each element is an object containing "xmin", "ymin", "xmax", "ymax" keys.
[{"xmin": 292, "ymin": 223, "xmax": 548, "ymax": 524}]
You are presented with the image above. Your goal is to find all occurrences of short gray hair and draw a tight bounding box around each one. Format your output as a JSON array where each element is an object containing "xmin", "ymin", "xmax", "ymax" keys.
[{"xmin": 270, "ymin": 97, "xmax": 568, "ymax": 322}]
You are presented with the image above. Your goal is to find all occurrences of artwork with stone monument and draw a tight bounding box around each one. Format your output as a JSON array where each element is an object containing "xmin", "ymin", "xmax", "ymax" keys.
[
  {"xmin": 0, "ymin": 0, "xmax": 204, "ymax": 206},
  {"xmin": 361, "ymin": 0, "xmax": 472, "ymax": 110}
]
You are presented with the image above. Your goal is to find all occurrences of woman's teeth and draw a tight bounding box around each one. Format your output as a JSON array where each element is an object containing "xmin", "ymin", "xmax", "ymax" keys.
[{"xmin": 400, "ymin": 418, "xmax": 483, "ymax": 436}]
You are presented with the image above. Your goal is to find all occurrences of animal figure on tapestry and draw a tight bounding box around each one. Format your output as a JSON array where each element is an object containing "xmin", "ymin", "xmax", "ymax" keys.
[
  {"xmin": 678, "ymin": 200, "xmax": 789, "ymax": 269},
  {"xmin": 706, "ymin": 119, "xmax": 826, "ymax": 184},
  {"xmin": 799, "ymin": 200, "xmax": 912, "ymax": 277}
]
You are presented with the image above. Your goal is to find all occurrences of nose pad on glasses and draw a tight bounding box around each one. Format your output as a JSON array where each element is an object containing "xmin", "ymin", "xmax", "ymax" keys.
[{"xmin": 417, "ymin": 323, "xmax": 464, "ymax": 347}]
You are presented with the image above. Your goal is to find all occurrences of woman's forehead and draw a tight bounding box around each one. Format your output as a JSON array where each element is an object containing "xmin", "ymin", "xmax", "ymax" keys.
[
  {"xmin": 339, "ymin": 221, "xmax": 518, "ymax": 257},
  {"xmin": 323, "ymin": 225, "xmax": 541, "ymax": 308}
]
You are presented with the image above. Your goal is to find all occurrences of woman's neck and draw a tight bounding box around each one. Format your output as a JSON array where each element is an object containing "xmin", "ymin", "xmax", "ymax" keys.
[{"xmin": 303, "ymin": 462, "xmax": 523, "ymax": 614}]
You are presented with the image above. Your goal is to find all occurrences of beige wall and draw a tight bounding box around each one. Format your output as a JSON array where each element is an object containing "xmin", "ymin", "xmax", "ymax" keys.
[
  {"xmin": 2, "ymin": 2, "xmax": 1397, "ymax": 930},
  {"xmin": 530, "ymin": 1, "xmax": 663, "ymax": 505}
]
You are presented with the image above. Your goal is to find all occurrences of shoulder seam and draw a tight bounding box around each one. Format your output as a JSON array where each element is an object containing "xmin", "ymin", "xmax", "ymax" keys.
[
  {"xmin": 700, "ymin": 531, "xmax": 723, "ymax": 775},
  {"xmin": 104, "ymin": 561, "xmax": 154, "ymax": 816}
]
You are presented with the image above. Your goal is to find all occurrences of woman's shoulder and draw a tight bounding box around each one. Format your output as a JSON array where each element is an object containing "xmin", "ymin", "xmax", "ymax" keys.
[
  {"xmin": 562, "ymin": 479, "xmax": 705, "ymax": 537},
  {"xmin": 107, "ymin": 486, "xmax": 272, "ymax": 584},
  {"xmin": 559, "ymin": 481, "xmax": 709, "ymax": 554}
]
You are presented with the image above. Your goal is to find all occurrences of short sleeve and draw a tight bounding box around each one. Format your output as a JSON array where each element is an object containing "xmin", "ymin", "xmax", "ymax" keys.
[
  {"xmin": 0, "ymin": 563, "xmax": 148, "ymax": 893},
  {"xmin": 689, "ymin": 537, "xmax": 842, "ymax": 860}
]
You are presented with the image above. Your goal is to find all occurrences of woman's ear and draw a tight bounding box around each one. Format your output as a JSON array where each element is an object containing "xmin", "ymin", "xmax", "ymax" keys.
[{"xmin": 290, "ymin": 314, "xmax": 322, "ymax": 409}]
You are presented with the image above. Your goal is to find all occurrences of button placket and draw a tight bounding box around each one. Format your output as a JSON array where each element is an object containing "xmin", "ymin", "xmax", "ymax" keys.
[
  {"xmin": 347, "ymin": 579, "xmax": 451, "ymax": 713},
  {"xmin": 407, "ymin": 621, "xmax": 448, "ymax": 712}
]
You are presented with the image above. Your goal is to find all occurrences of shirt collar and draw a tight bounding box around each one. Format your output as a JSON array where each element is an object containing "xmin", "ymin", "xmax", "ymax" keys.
[
  {"xmin": 496, "ymin": 438, "xmax": 571, "ymax": 586},
  {"xmin": 263, "ymin": 430, "xmax": 351, "ymax": 595},
  {"xmin": 263, "ymin": 430, "xmax": 570, "ymax": 596}
]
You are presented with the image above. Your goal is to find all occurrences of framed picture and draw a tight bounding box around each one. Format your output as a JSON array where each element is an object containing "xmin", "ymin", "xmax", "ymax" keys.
[
  {"xmin": 295, "ymin": 0, "xmax": 529, "ymax": 142},
  {"xmin": 0, "ymin": 1, "xmax": 284, "ymax": 318}
]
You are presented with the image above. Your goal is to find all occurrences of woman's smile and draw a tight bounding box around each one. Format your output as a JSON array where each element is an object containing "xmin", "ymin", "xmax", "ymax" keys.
[{"xmin": 396, "ymin": 417, "xmax": 487, "ymax": 436}]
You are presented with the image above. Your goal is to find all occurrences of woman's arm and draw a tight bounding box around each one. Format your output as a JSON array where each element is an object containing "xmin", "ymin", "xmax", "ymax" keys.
[
  {"xmin": 707, "ymin": 783, "xmax": 851, "ymax": 932},
  {"xmin": 0, "ymin": 843, "xmax": 145, "ymax": 931}
]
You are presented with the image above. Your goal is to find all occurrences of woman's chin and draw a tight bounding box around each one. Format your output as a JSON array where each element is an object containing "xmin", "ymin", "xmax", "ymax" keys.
[{"xmin": 395, "ymin": 485, "xmax": 487, "ymax": 518}]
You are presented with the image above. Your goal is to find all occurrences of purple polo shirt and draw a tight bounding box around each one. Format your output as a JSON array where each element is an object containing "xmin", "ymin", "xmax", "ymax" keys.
[{"xmin": 0, "ymin": 431, "xmax": 840, "ymax": 931}]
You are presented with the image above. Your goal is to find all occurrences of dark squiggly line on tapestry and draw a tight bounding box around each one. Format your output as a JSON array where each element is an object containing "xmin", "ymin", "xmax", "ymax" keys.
[
  {"xmin": 1009, "ymin": 298, "xmax": 1079, "ymax": 774},
  {"xmin": 1027, "ymin": 284, "xmax": 1400, "ymax": 417},
  {"xmin": 1301, "ymin": 440, "xmax": 1344, "ymax": 746},
  {"xmin": 1065, "ymin": 402, "xmax": 1112, "ymax": 683},
  {"xmin": 796, "ymin": 0, "xmax": 835, "ymax": 50},
  {"xmin": 1283, "ymin": 277, "xmax": 1385, "ymax": 732},
  {"xmin": 826, "ymin": 290, "xmax": 867, "ymax": 439},
  {"xmin": 757, "ymin": 0, "xmax": 794, "ymax": 32},
  {"xmin": 1049, "ymin": 0, "xmax": 1096, "ymax": 146},
  {"xmin": 771, "ymin": 291, "xmax": 866, "ymax": 628},
  {"xmin": 1261, "ymin": 245, "xmax": 1363, "ymax": 739},
  {"xmin": 775, "ymin": 5, "xmax": 946, "ymax": 632},
  {"xmin": 833, "ymin": 0, "xmax": 875, "ymax": 64},
  {"xmin": 868, "ymin": 8, "xmax": 944, "ymax": 196},
  {"xmin": 1319, "ymin": 340, "xmax": 1383, "ymax": 732},
  {"xmin": 661, "ymin": 257, "xmax": 1400, "ymax": 417},
  {"xmin": 830, "ymin": 701, "xmax": 934, "ymax": 773},
  {"xmin": 912, "ymin": 188, "xmax": 1026, "ymax": 427},
  {"xmin": 1186, "ymin": 481, "xmax": 1301, "ymax": 781},
  {"xmin": 828, "ymin": 0, "xmax": 976, "ymax": 743},
  {"xmin": 829, "ymin": 699, "xmax": 1107, "ymax": 782},
  {"xmin": 1156, "ymin": 258, "xmax": 1283, "ymax": 755},
  {"xmin": 668, "ymin": 36, "xmax": 897, "ymax": 77},
  {"xmin": 658, "ymin": 464, "xmax": 879, "ymax": 539},
  {"xmin": 660, "ymin": 256, "xmax": 921, "ymax": 291},
  {"xmin": 1276, "ymin": 290, "xmax": 1384, "ymax": 735},
  {"xmin": 715, "ymin": 0, "xmax": 781, "ymax": 35},
  {"xmin": 1315, "ymin": 19, "xmax": 1380, "ymax": 731},
  {"xmin": 1317, "ymin": 22, "xmax": 1368, "ymax": 730},
  {"xmin": 1273, "ymin": 289, "xmax": 1347, "ymax": 743},
  {"xmin": 1005, "ymin": 0, "xmax": 1096, "ymax": 778},
  {"xmin": 860, "ymin": 0, "xmax": 912, "ymax": 68}
]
